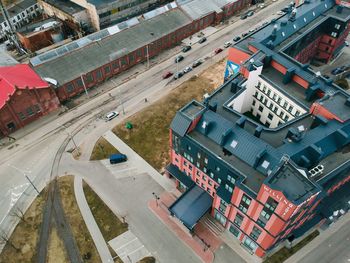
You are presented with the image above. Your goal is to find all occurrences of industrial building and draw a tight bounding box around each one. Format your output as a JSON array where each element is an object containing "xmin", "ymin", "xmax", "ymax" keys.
[
  {"xmin": 167, "ymin": 0, "xmax": 350, "ymax": 257},
  {"xmin": 31, "ymin": 0, "xmax": 251, "ymax": 102}
]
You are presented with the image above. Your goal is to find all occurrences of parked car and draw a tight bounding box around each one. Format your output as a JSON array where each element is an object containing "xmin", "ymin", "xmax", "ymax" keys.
[
  {"xmin": 182, "ymin": 45, "xmax": 191, "ymax": 52},
  {"xmin": 281, "ymin": 7, "xmax": 289, "ymax": 12},
  {"xmin": 214, "ymin": 48, "xmax": 223, "ymax": 54},
  {"xmin": 224, "ymin": 42, "xmax": 232, "ymax": 48},
  {"xmin": 105, "ymin": 111, "xmax": 119, "ymax": 121},
  {"xmin": 192, "ymin": 60, "xmax": 203, "ymax": 68},
  {"xmin": 345, "ymin": 41, "xmax": 349, "ymax": 47},
  {"xmin": 240, "ymin": 14, "xmax": 248, "ymax": 20},
  {"xmin": 162, "ymin": 71, "xmax": 173, "ymax": 79},
  {"xmin": 242, "ymin": 32, "xmax": 248, "ymax": 37},
  {"xmin": 110, "ymin": 153, "xmax": 127, "ymax": 164},
  {"xmin": 183, "ymin": 66, "xmax": 192, "ymax": 73},
  {"xmin": 233, "ymin": 36, "xmax": 241, "ymax": 42},
  {"xmin": 174, "ymin": 71, "xmax": 184, "ymax": 79},
  {"xmin": 277, "ymin": 11, "xmax": 285, "ymax": 15},
  {"xmin": 175, "ymin": 55, "xmax": 184, "ymax": 63},
  {"xmin": 262, "ymin": 22, "xmax": 269, "ymax": 26},
  {"xmin": 248, "ymin": 29, "xmax": 254, "ymax": 33},
  {"xmin": 258, "ymin": 3, "xmax": 265, "ymax": 8},
  {"xmin": 331, "ymin": 67, "xmax": 343, "ymax": 75},
  {"xmin": 247, "ymin": 11, "xmax": 254, "ymax": 17},
  {"xmin": 198, "ymin": 37, "xmax": 207, "ymax": 44}
]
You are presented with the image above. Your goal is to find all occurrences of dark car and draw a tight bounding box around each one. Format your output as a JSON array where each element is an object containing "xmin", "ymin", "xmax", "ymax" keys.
[
  {"xmin": 175, "ymin": 55, "xmax": 184, "ymax": 63},
  {"xmin": 240, "ymin": 14, "xmax": 248, "ymax": 20},
  {"xmin": 331, "ymin": 68, "xmax": 343, "ymax": 75},
  {"xmin": 214, "ymin": 48, "xmax": 223, "ymax": 54},
  {"xmin": 182, "ymin": 45, "xmax": 191, "ymax": 52},
  {"xmin": 247, "ymin": 11, "xmax": 254, "ymax": 17},
  {"xmin": 198, "ymin": 37, "xmax": 207, "ymax": 44},
  {"xmin": 110, "ymin": 154, "xmax": 127, "ymax": 164},
  {"xmin": 281, "ymin": 7, "xmax": 289, "ymax": 12},
  {"xmin": 174, "ymin": 71, "xmax": 184, "ymax": 79},
  {"xmin": 233, "ymin": 36, "xmax": 241, "ymax": 42},
  {"xmin": 242, "ymin": 32, "xmax": 248, "ymax": 38},
  {"xmin": 162, "ymin": 71, "xmax": 173, "ymax": 79},
  {"xmin": 192, "ymin": 60, "xmax": 203, "ymax": 68}
]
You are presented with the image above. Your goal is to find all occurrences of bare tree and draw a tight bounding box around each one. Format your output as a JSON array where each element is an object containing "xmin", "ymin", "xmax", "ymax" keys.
[
  {"xmin": 0, "ymin": 229, "xmax": 19, "ymax": 252},
  {"xmin": 10, "ymin": 207, "xmax": 27, "ymax": 223}
]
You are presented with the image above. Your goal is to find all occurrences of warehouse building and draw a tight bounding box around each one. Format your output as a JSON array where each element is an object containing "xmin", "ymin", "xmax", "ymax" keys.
[{"xmin": 167, "ymin": 0, "xmax": 350, "ymax": 258}]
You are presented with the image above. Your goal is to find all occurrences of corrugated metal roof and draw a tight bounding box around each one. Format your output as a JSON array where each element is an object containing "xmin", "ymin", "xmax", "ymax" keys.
[
  {"xmin": 33, "ymin": 9, "xmax": 190, "ymax": 85},
  {"xmin": 178, "ymin": 0, "xmax": 226, "ymax": 20}
]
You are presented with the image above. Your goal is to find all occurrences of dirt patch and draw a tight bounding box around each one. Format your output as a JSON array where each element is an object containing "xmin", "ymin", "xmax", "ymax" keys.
[
  {"xmin": 47, "ymin": 226, "xmax": 68, "ymax": 263},
  {"xmin": 0, "ymin": 192, "xmax": 45, "ymax": 263},
  {"xmin": 138, "ymin": 256, "xmax": 156, "ymax": 263},
  {"xmin": 113, "ymin": 59, "xmax": 226, "ymax": 171},
  {"xmin": 58, "ymin": 176, "xmax": 101, "ymax": 263},
  {"xmin": 90, "ymin": 137, "xmax": 119, "ymax": 161}
]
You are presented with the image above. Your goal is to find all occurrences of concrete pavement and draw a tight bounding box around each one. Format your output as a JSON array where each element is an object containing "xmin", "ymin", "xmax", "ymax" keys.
[
  {"xmin": 285, "ymin": 213, "xmax": 350, "ymax": 263},
  {"xmin": 74, "ymin": 175, "xmax": 113, "ymax": 263}
]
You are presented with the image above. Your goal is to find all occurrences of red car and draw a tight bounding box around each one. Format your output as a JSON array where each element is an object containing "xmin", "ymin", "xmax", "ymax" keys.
[
  {"xmin": 162, "ymin": 71, "xmax": 173, "ymax": 79},
  {"xmin": 214, "ymin": 48, "xmax": 223, "ymax": 54}
]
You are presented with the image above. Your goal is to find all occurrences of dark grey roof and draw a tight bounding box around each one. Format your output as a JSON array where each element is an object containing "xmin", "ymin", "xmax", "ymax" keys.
[
  {"xmin": 171, "ymin": 112, "xmax": 192, "ymax": 137},
  {"xmin": 169, "ymin": 184, "xmax": 212, "ymax": 230},
  {"xmin": 166, "ymin": 164, "xmax": 194, "ymax": 188},
  {"xmin": 318, "ymin": 92, "xmax": 350, "ymax": 122},
  {"xmin": 33, "ymin": 8, "xmax": 190, "ymax": 84},
  {"xmin": 0, "ymin": 0, "xmax": 37, "ymax": 23},
  {"xmin": 266, "ymin": 161, "xmax": 318, "ymax": 202},
  {"xmin": 41, "ymin": 0, "xmax": 85, "ymax": 15}
]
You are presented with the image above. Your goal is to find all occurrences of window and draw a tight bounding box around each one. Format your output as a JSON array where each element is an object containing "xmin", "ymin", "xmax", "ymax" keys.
[
  {"xmin": 18, "ymin": 112, "xmax": 26, "ymax": 120},
  {"xmin": 66, "ymin": 83, "xmax": 74, "ymax": 93},
  {"xmin": 203, "ymin": 167, "xmax": 207, "ymax": 173},
  {"xmin": 257, "ymin": 81, "xmax": 261, "ymax": 88},
  {"xmin": 26, "ymin": 107, "xmax": 34, "ymax": 116},
  {"xmin": 283, "ymin": 101, "xmax": 288, "ymax": 109},
  {"xmin": 196, "ymin": 170, "xmax": 200, "ymax": 176},
  {"xmin": 216, "ymin": 166, "xmax": 220, "ymax": 172},
  {"xmin": 229, "ymin": 224, "xmax": 240, "ymax": 237},
  {"xmin": 250, "ymin": 226, "xmax": 262, "ymax": 241},
  {"xmin": 272, "ymin": 93, "xmax": 277, "ymax": 101},
  {"xmin": 184, "ymin": 160, "xmax": 187, "ymax": 167},
  {"xmin": 189, "ymin": 165, "xmax": 192, "ymax": 171},
  {"xmin": 335, "ymin": 24, "xmax": 340, "ymax": 29},
  {"xmin": 207, "ymin": 188, "xmax": 211, "ymax": 194},
  {"xmin": 86, "ymin": 73, "xmax": 94, "ymax": 83},
  {"xmin": 208, "ymin": 180, "xmax": 213, "ymax": 186},
  {"xmin": 227, "ymin": 174, "xmax": 235, "ymax": 184},
  {"xmin": 267, "ymin": 89, "xmax": 271, "ymax": 97},
  {"xmin": 197, "ymin": 152, "xmax": 201, "ymax": 159},
  {"xmin": 202, "ymin": 175, "xmax": 206, "ymax": 181},
  {"xmin": 196, "ymin": 179, "xmax": 199, "ymax": 184},
  {"xmin": 277, "ymin": 97, "xmax": 282, "ymax": 104},
  {"xmin": 295, "ymin": 110, "xmax": 300, "ymax": 117},
  {"xmin": 201, "ymin": 183, "xmax": 205, "ymax": 188},
  {"xmin": 288, "ymin": 105, "xmax": 293, "ymax": 113},
  {"xmin": 262, "ymin": 85, "xmax": 266, "ymax": 93},
  {"xmin": 258, "ymin": 105, "xmax": 264, "ymax": 112},
  {"xmin": 104, "ymin": 66, "xmax": 111, "ymax": 74},
  {"xmin": 187, "ymin": 145, "xmax": 191, "ymax": 151},
  {"xmin": 209, "ymin": 171, "xmax": 214, "ymax": 178},
  {"xmin": 196, "ymin": 162, "xmax": 200, "ymax": 168},
  {"xmin": 225, "ymin": 184, "xmax": 233, "ymax": 193},
  {"xmin": 331, "ymin": 32, "xmax": 337, "ymax": 38},
  {"xmin": 252, "ymin": 100, "xmax": 256, "ymax": 106},
  {"xmin": 34, "ymin": 104, "xmax": 41, "ymax": 112},
  {"xmin": 204, "ymin": 157, "xmax": 208, "ymax": 164},
  {"xmin": 95, "ymin": 69, "xmax": 102, "ymax": 80},
  {"xmin": 268, "ymin": 113, "xmax": 273, "ymax": 120},
  {"xmin": 120, "ymin": 57, "xmax": 127, "ymax": 66},
  {"xmin": 218, "ymin": 178, "xmax": 222, "ymax": 184},
  {"xmin": 76, "ymin": 78, "xmax": 83, "ymax": 88},
  {"xmin": 234, "ymin": 212, "xmax": 244, "ymax": 227},
  {"xmin": 219, "ymin": 199, "xmax": 227, "ymax": 213},
  {"xmin": 238, "ymin": 194, "xmax": 251, "ymax": 213},
  {"xmin": 112, "ymin": 61, "xmax": 120, "ymax": 70},
  {"xmin": 284, "ymin": 115, "xmax": 289, "ymax": 121}
]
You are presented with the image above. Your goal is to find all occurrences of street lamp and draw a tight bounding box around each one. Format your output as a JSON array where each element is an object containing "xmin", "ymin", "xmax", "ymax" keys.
[
  {"xmin": 110, "ymin": 79, "xmax": 125, "ymax": 115},
  {"xmin": 8, "ymin": 164, "xmax": 40, "ymax": 195},
  {"xmin": 59, "ymin": 124, "xmax": 80, "ymax": 155},
  {"xmin": 152, "ymin": 192, "xmax": 160, "ymax": 207}
]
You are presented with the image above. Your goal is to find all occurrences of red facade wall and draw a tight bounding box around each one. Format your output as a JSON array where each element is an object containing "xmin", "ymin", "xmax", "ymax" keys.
[
  {"xmin": 0, "ymin": 87, "xmax": 60, "ymax": 135},
  {"xmin": 310, "ymin": 102, "xmax": 344, "ymax": 122}
]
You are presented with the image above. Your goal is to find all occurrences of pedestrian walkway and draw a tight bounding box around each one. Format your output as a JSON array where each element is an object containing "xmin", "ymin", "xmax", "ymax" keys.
[
  {"xmin": 108, "ymin": 230, "xmax": 151, "ymax": 263},
  {"xmin": 102, "ymin": 130, "xmax": 174, "ymax": 192},
  {"xmin": 148, "ymin": 191, "xmax": 222, "ymax": 263},
  {"xmin": 74, "ymin": 176, "xmax": 113, "ymax": 263}
]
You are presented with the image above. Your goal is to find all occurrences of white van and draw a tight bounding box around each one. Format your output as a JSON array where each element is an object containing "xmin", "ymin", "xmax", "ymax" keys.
[{"xmin": 105, "ymin": 111, "xmax": 119, "ymax": 121}]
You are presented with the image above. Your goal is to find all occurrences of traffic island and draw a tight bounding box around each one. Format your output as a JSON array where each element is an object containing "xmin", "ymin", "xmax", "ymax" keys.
[{"xmin": 90, "ymin": 137, "xmax": 119, "ymax": 161}]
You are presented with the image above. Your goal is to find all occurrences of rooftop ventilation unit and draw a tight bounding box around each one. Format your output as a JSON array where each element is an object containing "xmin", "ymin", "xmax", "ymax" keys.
[{"xmin": 308, "ymin": 165, "xmax": 324, "ymax": 178}]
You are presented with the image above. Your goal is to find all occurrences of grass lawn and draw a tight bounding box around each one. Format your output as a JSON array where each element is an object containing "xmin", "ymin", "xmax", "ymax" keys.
[
  {"xmin": 83, "ymin": 181, "xmax": 128, "ymax": 263},
  {"xmin": 90, "ymin": 137, "xmax": 119, "ymax": 160},
  {"xmin": 113, "ymin": 59, "xmax": 226, "ymax": 171},
  {"xmin": 0, "ymin": 189, "xmax": 46, "ymax": 263},
  {"xmin": 58, "ymin": 176, "xmax": 101, "ymax": 263},
  {"xmin": 264, "ymin": 230, "xmax": 319, "ymax": 263},
  {"xmin": 138, "ymin": 256, "xmax": 156, "ymax": 263}
]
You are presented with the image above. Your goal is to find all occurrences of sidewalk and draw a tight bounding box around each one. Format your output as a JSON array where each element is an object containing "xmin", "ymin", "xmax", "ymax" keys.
[
  {"xmin": 148, "ymin": 191, "xmax": 215, "ymax": 263},
  {"xmin": 102, "ymin": 130, "xmax": 174, "ymax": 192},
  {"xmin": 74, "ymin": 175, "xmax": 113, "ymax": 263},
  {"xmin": 285, "ymin": 212, "xmax": 350, "ymax": 263}
]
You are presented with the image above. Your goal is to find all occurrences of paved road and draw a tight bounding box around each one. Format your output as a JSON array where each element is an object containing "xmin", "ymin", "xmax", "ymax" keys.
[
  {"xmin": 285, "ymin": 213, "xmax": 350, "ymax": 263},
  {"xmin": 0, "ymin": 0, "xmax": 291, "ymax": 260}
]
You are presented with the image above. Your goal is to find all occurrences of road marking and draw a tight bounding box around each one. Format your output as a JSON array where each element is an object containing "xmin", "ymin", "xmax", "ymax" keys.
[{"xmin": 115, "ymin": 237, "xmax": 138, "ymax": 250}]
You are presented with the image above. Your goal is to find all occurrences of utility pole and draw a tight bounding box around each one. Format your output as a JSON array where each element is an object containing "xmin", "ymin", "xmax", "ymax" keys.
[
  {"xmin": 8, "ymin": 164, "xmax": 40, "ymax": 195},
  {"xmin": 0, "ymin": 0, "xmax": 25, "ymax": 55}
]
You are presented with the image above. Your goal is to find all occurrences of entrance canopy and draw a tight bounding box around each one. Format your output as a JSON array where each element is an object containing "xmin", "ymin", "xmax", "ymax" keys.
[{"xmin": 169, "ymin": 184, "xmax": 213, "ymax": 230}]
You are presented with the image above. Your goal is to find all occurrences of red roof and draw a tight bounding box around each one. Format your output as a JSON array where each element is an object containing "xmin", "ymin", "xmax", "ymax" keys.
[{"xmin": 0, "ymin": 64, "xmax": 49, "ymax": 109}]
